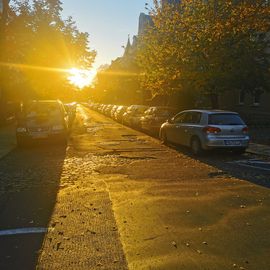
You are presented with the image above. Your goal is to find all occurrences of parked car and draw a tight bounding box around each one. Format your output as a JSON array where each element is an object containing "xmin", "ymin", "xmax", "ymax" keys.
[
  {"xmin": 159, "ymin": 110, "xmax": 249, "ymax": 155},
  {"xmin": 110, "ymin": 105, "xmax": 119, "ymax": 119},
  {"xmin": 104, "ymin": 104, "xmax": 113, "ymax": 116},
  {"xmin": 115, "ymin": 105, "xmax": 128, "ymax": 122},
  {"xmin": 16, "ymin": 100, "xmax": 69, "ymax": 146},
  {"xmin": 64, "ymin": 102, "xmax": 77, "ymax": 126},
  {"xmin": 141, "ymin": 106, "xmax": 178, "ymax": 134},
  {"xmin": 122, "ymin": 105, "xmax": 149, "ymax": 127}
]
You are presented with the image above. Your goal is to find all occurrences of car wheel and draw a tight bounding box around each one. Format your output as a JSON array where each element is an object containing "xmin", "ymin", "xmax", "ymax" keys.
[
  {"xmin": 160, "ymin": 130, "xmax": 168, "ymax": 145},
  {"xmin": 191, "ymin": 137, "xmax": 203, "ymax": 156}
]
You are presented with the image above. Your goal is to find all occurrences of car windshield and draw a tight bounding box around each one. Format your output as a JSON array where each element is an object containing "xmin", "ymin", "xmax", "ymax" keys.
[
  {"xmin": 25, "ymin": 103, "xmax": 62, "ymax": 118},
  {"xmin": 208, "ymin": 113, "xmax": 244, "ymax": 125}
]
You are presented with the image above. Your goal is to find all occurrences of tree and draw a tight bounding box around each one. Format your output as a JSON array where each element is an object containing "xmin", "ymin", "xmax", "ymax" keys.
[
  {"xmin": 1, "ymin": 0, "xmax": 96, "ymax": 101},
  {"xmin": 137, "ymin": 0, "xmax": 270, "ymax": 109},
  {"xmin": 93, "ymin": 46, "xmax": 143, "ymax": 105}
]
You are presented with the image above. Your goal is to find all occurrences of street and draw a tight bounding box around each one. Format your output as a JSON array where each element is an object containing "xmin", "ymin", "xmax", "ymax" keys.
[{"xmin": 1, "ymin": 104, "xmax": 270, "ymax": 270}]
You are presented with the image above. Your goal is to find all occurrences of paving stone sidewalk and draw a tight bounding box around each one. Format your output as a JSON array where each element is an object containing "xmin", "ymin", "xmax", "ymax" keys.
[{"xmin": 0, "ymin": 124, "xmax": 16, "ymax": 159}]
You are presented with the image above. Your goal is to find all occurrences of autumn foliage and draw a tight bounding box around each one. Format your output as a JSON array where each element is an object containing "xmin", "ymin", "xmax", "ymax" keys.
[{"xmin": 137, "ymin": 0, "xmax": 270, "ymax": 108}]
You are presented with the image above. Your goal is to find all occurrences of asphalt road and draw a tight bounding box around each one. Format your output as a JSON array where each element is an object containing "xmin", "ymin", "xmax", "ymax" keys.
[{"xmin": 0, "ymin": 104, "xmax": 270, "ymax": 270}]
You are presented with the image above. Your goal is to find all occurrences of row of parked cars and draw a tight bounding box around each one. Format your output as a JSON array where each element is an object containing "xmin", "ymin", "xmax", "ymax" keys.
[
  {"xmin": 89, "ymin": 103, "xmax": 178, "ymax": 135},
  {"xmin": 88, "ymin": 102, "xmax": 250, "ymax": 155}
]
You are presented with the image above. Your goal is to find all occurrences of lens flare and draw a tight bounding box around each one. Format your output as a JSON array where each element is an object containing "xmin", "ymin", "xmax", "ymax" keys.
[{"xmin": 68, "ymin": 68, "xmax": 96, "ymax": 89}]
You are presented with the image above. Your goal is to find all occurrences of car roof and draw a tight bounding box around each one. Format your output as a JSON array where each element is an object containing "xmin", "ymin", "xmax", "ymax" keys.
[
  {"xmin": 149, "ymin": 106, "xmax": 177, "ymax": 110},
  {"xmin": 26, "ymin": 100, "xmax": 61, "ymax": 104},
  {"xmin": 180, "ymin": 109, "xmax": 238, "ymax": 114}
]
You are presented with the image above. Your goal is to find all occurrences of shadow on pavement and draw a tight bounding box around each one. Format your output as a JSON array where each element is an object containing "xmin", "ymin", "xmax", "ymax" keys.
[
  {"xmin": 169, "ymin": 144, "xmax": 270, "ymax": 189},
  {"xmin": 0, "ymin": 143, "xmax": 66, "ymax": 270}
]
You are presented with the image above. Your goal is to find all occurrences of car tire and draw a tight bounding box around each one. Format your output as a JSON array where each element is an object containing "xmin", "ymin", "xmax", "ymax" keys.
[
  {"xmin": 191, "ymin": 137, "xmax": 203, "ymax": 156},
  {"xmin": 160, "ymin": 130, "xmax": 168, "ymax": 145}
]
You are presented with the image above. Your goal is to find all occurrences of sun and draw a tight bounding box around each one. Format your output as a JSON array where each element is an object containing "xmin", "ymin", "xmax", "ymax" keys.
[{"xmin": 68, "ymin": 68, "xmax": 96, "ymax": 89}]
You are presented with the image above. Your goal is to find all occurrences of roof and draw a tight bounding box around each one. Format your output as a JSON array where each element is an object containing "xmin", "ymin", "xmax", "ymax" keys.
[
  {"xmin": 28, "ymin": 100, "xmax": 60, "ymax": 103},
  {"xmin": 181, "ymin": 109, "xmax": 238, "ymax": 114}
]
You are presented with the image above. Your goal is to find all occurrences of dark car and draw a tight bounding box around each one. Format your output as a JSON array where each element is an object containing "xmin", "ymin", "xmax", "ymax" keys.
[
  {"xmin": 141, "ymin": 106, "xmax": 178, "ymax": 134},
  {"xmin": 16, "ymin": 100, "xmax": 69, "ymax": 146}
]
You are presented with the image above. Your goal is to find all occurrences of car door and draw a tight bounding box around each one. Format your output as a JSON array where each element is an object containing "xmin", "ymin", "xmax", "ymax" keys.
[
  {"xmin": 166, "ymin": 112, "xmax": 188, "ymax": 144},
  {"xmin": 180, "ymin": 112, "xmax": 202, "ymax": 146}
]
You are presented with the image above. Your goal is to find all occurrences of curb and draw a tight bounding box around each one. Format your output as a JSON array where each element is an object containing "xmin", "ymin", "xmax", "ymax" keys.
[{"xmin": 246, "ymin": 143, "xmax": 270, "ymax": 157}]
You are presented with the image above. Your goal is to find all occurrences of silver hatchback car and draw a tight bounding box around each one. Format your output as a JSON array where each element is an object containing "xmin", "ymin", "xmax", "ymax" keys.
[{"xmin": 159, "ymin": 110, "xmax": 250, "ymax": 155}]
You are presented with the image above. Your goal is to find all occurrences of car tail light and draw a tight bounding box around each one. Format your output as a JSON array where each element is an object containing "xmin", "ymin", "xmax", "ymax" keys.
[
  {"xmin": 242, "ymin": 127, "xmax": 248, "ymax": 134},
  {"xmin": 203, "ymin": 126, "xmax": 221, "ymax": 134}
]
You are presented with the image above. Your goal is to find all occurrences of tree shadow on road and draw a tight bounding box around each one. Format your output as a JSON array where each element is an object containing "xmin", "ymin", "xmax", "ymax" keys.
[{"xmin": 0, "ymin": 143, "xmax": 66, "ymax": 270}]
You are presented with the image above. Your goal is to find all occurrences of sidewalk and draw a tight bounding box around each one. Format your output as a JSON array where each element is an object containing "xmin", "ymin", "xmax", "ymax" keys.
[
  {"xmin": 247, "ymin": 143, "xmax": 270, "ymax": 157},
  {"xmin": 0, "ymin": 124, "xmax": 16, "ymax": 159}
]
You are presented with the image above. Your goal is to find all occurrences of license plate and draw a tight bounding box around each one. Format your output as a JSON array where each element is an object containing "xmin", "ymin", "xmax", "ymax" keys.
[{"xmin": 224, "ymin": 140, "xmax": 241, "ymax": 146}]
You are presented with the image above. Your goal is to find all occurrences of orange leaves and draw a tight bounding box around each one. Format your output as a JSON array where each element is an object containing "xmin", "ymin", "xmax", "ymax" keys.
[{"xmin": 136, "ymin": 0, "xmax": 270, "ymax": 100}]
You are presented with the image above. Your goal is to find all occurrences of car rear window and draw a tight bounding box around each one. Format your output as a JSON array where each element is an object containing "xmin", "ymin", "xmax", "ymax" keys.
[
  {"xmin": 208, "ymin": 114, "xmax": 244, "ymax": 125},
  {"xmin": 25, "ymin": 103, "xmax": 62, "ymax": 117}
]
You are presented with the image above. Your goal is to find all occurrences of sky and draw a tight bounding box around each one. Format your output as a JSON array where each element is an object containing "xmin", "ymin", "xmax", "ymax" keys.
[{"xmin": 61, "ymin": 0, "xmax": 151, "ymax": 71}]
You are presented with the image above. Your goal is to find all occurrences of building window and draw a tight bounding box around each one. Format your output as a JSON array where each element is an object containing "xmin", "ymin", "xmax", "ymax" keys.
[
  {"xmin": 239, "ymin": 90, "xmax": 245, "ymax": 105},
  {"xmin": 253, "ymin": 88, "xmax": 263, "ymax": 106}
]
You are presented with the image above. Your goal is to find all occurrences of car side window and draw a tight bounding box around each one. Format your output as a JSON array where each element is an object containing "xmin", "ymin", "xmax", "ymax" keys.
[
  {"xmin": 173, "ymin": 112, "xmax": 201, "ymax": 124},
  {"xmin": 173, "ymin": 113, "xmax": 187, "ymax": 123},
  {"xmin": 188, "ymin": 112, "xmax": 201, "ymax": 124}
]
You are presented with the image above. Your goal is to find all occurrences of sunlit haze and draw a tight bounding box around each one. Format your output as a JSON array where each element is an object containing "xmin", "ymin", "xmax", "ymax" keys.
[{"xmin": 68, "ymin": 68, "xmax": 96, "ymax": 89}]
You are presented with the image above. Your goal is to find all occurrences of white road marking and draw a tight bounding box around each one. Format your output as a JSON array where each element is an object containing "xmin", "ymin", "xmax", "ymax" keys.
[
  {"xmin": 0, "ymin": 227, "xmax": 47, "ymax": 236},
  {"xmin": 229, "ymin": 159, "xmax": 270, "ymax": 172}
]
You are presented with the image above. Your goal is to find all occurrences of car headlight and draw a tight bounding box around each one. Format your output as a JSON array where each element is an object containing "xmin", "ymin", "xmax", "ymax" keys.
[
  {"xmin": 52, "ymin": 124, "xmax": 65, "ymax": 131},
  {"xmin": 17, "ymin": 127, "xmax": 27, "ymax": 133}
]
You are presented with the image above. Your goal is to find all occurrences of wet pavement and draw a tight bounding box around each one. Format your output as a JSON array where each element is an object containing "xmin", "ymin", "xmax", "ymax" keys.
[{"xmin": 0, "ymin": 104, "xmax": 270, "ymax": 270}]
